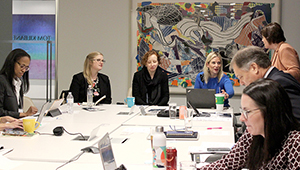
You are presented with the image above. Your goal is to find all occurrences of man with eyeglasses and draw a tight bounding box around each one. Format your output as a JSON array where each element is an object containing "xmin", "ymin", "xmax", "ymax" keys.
[{"xmin": 230, "ymin": 46, "xmax": 300, "ymax": 122}]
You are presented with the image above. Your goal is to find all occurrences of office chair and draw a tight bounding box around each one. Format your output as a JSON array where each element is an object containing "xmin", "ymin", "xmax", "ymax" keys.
[
  {"xmin": 59, "ymin": 90, "xmax": 69, "ymax": 104},
  {"xmin": 23, "ymin": 96, "xmax": 35, "ymax": 112}
]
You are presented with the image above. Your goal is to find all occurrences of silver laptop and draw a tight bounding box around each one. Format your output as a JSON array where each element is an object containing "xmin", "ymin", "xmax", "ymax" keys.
[
  {"xmin": 73, "ymin": 125, "xmax": 101, "ymax": 141},
  {"xmin": 98, "ymin": 133, "xmax": 117, "ymax": 170},
  {"xmin": 36, "ymin": 102, "xmax": 50, "ymax": 127},
  {"xmin": 186, "ymin": 88, "xmax": 216, "ymax": 109}
]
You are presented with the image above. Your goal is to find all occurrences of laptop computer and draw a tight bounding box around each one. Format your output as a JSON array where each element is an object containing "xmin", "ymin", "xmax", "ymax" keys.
[
  {"xmin": 73, "ymin": 125, "xmax": 101, "ymax": 141},
  {"xmin": 46, "ymin": 98, "xmax": 64, "ymax": 117},
  {"xmin": 98, "ymin": 133, "xmax": 117, "ymax": 170},
  {"xmin": 36, "ymin": 102, "xmax": 50, "ymax": 127},
  {"xmin": 186, "ymin": 88, "xmax": 216, "ymax": 109}
]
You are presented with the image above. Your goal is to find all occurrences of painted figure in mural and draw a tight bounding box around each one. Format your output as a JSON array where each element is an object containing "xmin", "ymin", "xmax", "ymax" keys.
[
  {"xmin": 194, "ymin": 52, "xmax": 234, "ymax": 107},
  {"xmin": 0, "ymin": 48, "xmax": 38, "ymax": 118},
  {"xmin": 132, "ymin": 50, "xmax": 169, "ymax": 106},
  {"xmin": 199, "ymin": 79, "xmax": 300, "ymax": 170},
  {"xmin": 69, "ymin": 51, "xmax": 112, "ymax": 104},
  {"xmin": 261, "ymin": 22, "xmax": 300, "ymax": 83},
  {"xmin": 230, "ymin": 46, "xmax": 300, "ymax": 122}
]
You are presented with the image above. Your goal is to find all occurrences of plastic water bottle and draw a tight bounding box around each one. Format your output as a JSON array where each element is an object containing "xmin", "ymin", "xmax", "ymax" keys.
[
  {"xmin": 87, "ymin": 85, "xmax": 93, "ymax": 108},
  {"xmin": 66, "ymin": 92, "xmax": 74, "ymax": 114},
  {"xmin": 153, "ymin": 126, "xmax": 166, "ymax": 169}
]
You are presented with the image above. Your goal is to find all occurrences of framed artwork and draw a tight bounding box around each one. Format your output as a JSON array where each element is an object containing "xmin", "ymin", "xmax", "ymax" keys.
[{"xmin": 131, "ymin": 0, "xmax": 280, "ymax": 89}]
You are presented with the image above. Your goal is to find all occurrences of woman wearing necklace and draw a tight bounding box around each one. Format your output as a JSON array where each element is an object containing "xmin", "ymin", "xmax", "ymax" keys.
[
  {"xmin": 69, "ymin": 51, "xmax": 112, "ymax": 104},
  {"xmin": 132, "ymin": 50, "xmax": 169, "ymax": 106}
]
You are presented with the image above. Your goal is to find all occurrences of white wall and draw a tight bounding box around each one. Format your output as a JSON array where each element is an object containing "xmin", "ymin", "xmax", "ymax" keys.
[{"xmin": 56, "ymin": 0, "xmax": 131, "ymax": 103}]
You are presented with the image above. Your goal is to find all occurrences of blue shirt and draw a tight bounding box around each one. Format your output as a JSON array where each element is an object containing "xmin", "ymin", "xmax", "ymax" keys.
[{"xmin": 194, "ymin": 72, "xmax": 234, "ymax": 107}]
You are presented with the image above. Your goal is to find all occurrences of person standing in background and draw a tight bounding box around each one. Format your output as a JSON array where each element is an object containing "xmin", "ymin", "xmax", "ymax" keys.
[
  {"xmin": 261, "ymin": 22, "xmax": 300, "ymax": 83},
  {"xmin": 0, "ymin": 49, "xmax": 38, "ymax": 118},
  {"xmin": 69, "ymin": 51, "xmax": 112, "ymax": 104}
]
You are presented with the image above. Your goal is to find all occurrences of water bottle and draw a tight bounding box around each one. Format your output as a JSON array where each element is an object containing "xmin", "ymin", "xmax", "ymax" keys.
[
  {"xmin": 87, "ymin": 85, "xmax": 93, "ymax": 108},
  {"xmin": 153, "ymin": 126, "xmax": 166, "ymax": 169},
  {"xmin": 66, "ymin": 92, "xmax": 74, "ymax": 114}
]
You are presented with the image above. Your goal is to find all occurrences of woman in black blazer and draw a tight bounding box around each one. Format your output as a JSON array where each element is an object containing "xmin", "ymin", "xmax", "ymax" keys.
[
  {"xmin": 69, "ymin": 51, "xmax": 112, "ymax": 104},
  {"xmin": 132, "ymin": 50, "xmax": 169, "ymax": 106},
  {"xmin": 0, "ymin": 49, "xmax": 38, "ymax": 118}
]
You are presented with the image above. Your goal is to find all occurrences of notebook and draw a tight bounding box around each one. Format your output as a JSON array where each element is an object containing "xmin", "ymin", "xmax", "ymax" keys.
[
  {"xmin": 186, "ymin": 88, "xmax": 216, "ymax": 109},
  {"xmin": 98, "ymin": 133, "xmax": 117, "ymax": 170},
  {"xmin": 73, "ymin": 125, "xmax": 101, "ymax": 141}
]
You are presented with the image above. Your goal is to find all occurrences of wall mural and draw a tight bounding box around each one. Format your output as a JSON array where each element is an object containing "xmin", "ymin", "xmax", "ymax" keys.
[{"xmin": 135, "ymin": 1, "xmax": 274, "ymax": 87}]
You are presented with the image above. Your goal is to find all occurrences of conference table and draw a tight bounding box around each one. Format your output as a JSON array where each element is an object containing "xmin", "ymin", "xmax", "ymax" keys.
[{"xmin": 0, "ymin": 104, "xmax": 235, "ymax": 170}]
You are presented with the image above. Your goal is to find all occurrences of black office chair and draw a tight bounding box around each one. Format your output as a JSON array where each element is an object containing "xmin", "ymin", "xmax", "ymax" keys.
[
  {"xmin": 233, "ymin": 112, "xmax": 246, "ymax": 142},
  {"xmin": 59, "ymin": 90, "xmax": 69, "ymax": 105}
]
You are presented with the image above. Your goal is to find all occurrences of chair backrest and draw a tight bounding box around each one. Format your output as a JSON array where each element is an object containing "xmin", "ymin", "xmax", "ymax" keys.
[
  {"xmin": 59, "ymin": 90, "xmax": 69, "ymax": 104},
  {"xmin": 23, "ymin": 96, "xmax": 35, "ymax": 112},
  {"xmin": 127, "ymin": 87, "xmax": 132, "ymax": 97}
]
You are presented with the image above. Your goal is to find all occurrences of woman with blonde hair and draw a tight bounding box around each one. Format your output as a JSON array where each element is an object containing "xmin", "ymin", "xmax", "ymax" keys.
[
  {"xmin": 194, "ymin": 52, "xmax": 234, "ymax": 107},
  {"xmin": 69, "ymin": 51, "xmax": 112, "ymax": 104}
]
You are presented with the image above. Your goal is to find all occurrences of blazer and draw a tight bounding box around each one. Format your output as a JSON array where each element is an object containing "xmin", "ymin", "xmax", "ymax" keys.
[
  {"xmin": 0, "ymin": 74, "xmax": 22, "ymax": 118},
  {"xmin": 132, "ymin": 67, "xmax": 169, "ymax": 106},
  {"xmin": 267, "ymin": 67, "xmax": 300, "ymax": 121},
  {"xmin": 271, "ymin": 42, "xmax": 300, "ymax": 83},
  {"xmin": 69, "ymin": 72, "xmax": 112, "ymax": 104}
]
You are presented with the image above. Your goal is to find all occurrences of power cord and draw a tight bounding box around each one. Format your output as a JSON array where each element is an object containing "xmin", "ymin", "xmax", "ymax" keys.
[{"xmin": 55, "ymin": 151, "xmax": 85, "ymax": 170}]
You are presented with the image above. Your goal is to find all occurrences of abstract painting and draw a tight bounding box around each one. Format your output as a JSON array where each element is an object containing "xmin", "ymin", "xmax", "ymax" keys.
[{"xmin": 135, "ymin": 1, "xmax": 274, "ymax": 87}]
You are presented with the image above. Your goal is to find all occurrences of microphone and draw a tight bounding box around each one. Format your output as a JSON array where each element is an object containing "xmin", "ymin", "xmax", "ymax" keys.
[{"xmin": 95, "ymin": 95, "xmax": 106, "ymax": 105}]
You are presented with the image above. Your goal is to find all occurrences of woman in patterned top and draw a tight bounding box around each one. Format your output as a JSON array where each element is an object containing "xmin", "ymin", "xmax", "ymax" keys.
[{"xmin": 199, "ymin": 78, "xmax": 300, "ymax": 170}]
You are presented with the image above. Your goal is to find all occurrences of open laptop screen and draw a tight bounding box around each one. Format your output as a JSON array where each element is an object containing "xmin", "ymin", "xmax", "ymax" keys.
[
  {"xmin": 98, "ymin": 133, "xmax": 117, "ymax": 170},
  {"xmin": 186, "ymin": 88, "xmax": 216, "ymax": 109}
]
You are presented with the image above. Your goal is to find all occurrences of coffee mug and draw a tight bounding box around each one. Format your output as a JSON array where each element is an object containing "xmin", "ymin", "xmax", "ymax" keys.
[
  {"xmin": 23, "ymin": 118, "xmax": 40, "ymax": 133},
  {"xmin": 124, "ymin": 97, "xmax": 135, "ymax": 108}
]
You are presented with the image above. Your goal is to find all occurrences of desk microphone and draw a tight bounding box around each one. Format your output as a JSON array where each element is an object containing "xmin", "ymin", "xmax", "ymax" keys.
[
  {"xmin": 53, "ymin": 126, "xmax": 85, "ymax": 139},
  {"xmin": 95, "ymin": 95, "xmax": 106, "ymax": 105}
]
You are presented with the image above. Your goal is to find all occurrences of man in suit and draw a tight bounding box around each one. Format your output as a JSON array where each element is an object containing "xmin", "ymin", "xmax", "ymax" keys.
[{"xmin": 230, "ymin": 46, "xmax": 300, "ymax": 121}]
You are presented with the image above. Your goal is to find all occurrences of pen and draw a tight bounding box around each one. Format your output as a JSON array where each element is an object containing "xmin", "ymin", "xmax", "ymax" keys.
[
  {"xmin": 207, "ymin": 127, "xmax": 222, "ymax": 130},
  {"xmin": 121, "ymin": 138, "xmax": 128, "ymax": 144}
]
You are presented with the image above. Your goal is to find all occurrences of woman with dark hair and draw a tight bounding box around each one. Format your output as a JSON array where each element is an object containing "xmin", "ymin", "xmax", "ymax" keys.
[
  {"xmin": 132, "ymin": 50, "xmax": 169, "ymax": 106},
  {"xmin": 194, "ymin": 51, "xmax": 234, "ymax": 107},
  {"xmin": 69, "ymin": 51, "xmax": 112, "ymax": 104},
  {"xmin": 0, "ymin": 48, "xmax": 38, "ymax": 118},
  {"xmin": 199, "ymin": 78, "xmax": 300, "ymax": 170},
  {"xmin": 261, "ymin": 22, "xmax": 300, "ymax": 82}
]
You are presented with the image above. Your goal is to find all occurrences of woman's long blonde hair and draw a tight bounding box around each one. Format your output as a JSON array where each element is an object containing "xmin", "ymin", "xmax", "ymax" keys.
[
  {"xmin": 83, "ymin": 51, "xmax": 103, "ymax": 86},
  {"xmin": 203, "ymin": 52, "xmax": 223, "ymax": 84}
]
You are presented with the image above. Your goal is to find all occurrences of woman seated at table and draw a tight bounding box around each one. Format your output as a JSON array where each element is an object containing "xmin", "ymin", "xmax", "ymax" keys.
[
  {"xmin": 0, "ymin": 116, "xmax": 23, "ymax": 131},
  {"xmin": 69, "ymin": 51, "xmax": 112, "ymax": 104},
  {"xmin": 0, "ymin": 49, "xmax": 38, "ymax": 118},
  {"xmin": 132, "ymin": 50, "xmax": 169, "ymax": 106},
  {"xmin": 199, "ymin": 79, "xmax": 300, "ymax": 170},
  {"xmin": 194, "ymin": 51, "xmax": 234, "ymax": 107}
]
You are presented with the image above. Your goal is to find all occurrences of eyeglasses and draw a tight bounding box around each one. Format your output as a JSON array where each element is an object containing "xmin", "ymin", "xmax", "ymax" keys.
[
  {"xmin": 16, "ymin": 61, "xmax": 30, "ymax": 71},
  {"xmin": 93, "ymin": 59, "xmax": 106, "ymax": 63},
  {"xmin": 239, "ymin": 107, "xmax": 260, "ymax": 119}
]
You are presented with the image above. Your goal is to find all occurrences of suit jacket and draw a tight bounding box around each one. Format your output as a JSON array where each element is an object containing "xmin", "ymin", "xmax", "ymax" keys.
[
  {"xmin": 0, "ymin": 74, "xmax": 22, "ymax": 118},
  {"xmin": 267, "ymin": 67, "xmax": 300, "ymax": 121},
  {"xmin": 132, "ymin": 67, "xmax": 169, "ymax": 106},
  {"xmin": 69, "ymin": 72, "xmax": 112, "ymax": 104}
]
